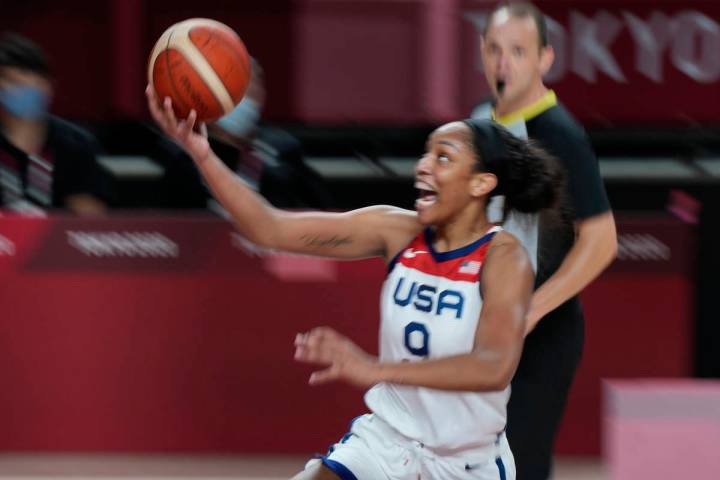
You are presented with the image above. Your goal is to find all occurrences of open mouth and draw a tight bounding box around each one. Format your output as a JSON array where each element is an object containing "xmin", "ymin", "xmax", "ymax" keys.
[
  {"xmin": 496, "ymin": 79, "xmax": 506, "ymax": 96},
  {"xmin": 415, "ymin": 183, "xmax": 437, "ymax": 209}
]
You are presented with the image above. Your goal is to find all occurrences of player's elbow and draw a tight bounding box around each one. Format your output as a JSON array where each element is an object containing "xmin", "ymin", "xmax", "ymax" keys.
[
  {"xmin": 480, "ymin": 371, "xmax": 512, "ymax": 392},
  {"xmin": 469, "ymin": 348, "xmax": 521, "ymax": 392},
  {"xmin": 488, "ymin": 357, "xmax": 518, "ymax": 391},
  {"xmin": 470, "ymin": 362, "xmax": 515, "ymax": 392}
]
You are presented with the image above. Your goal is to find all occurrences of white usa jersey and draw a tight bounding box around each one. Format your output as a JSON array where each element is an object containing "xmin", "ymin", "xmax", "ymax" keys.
[{"xmin": 364, "ymin": 226, "xmax": 509, "ymax": 453}]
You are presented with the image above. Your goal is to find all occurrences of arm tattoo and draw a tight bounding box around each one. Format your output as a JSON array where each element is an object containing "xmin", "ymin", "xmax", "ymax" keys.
[{"xmin": 301, "ymin": 234, "xmax": 353, "ymax": 249}]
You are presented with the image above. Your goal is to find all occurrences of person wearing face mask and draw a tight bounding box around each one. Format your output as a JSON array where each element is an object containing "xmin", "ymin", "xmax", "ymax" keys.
[
  {"xmin": 206, "ymin": 59, "xmax": 332, "ymax": 211},
  {"xmin": 471, "ymin": 3, "xmax": 617, "ymax": 479},
  {"xmin": 0, "ymin": 32, "xmax": 109, "ymax": 214}
]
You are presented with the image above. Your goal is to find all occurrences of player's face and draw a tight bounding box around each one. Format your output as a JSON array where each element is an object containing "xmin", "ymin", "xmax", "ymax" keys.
[
  {"xmin": 414, "ymin": 122, "xmax": 496, "ymax": 226},
  {"xmin": 481, "ymin": 12, "xmax": 553, "ymax": 108}
]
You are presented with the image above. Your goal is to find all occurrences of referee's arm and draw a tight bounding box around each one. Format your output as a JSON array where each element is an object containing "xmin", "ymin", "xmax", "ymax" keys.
[{"xmin": 525, "ymin": 127, "xmax": 617, "ymax": 334}]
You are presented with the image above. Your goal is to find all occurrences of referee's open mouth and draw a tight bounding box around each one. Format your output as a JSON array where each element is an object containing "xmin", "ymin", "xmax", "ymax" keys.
[{"xmin": 496, "ymin": 79, "xmax": 506, "ymax": 96}]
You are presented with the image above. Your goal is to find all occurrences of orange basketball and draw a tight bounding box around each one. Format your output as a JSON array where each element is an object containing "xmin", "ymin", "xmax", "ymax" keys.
[{"xmin": 148, "ymin": 18, "xmax": 251, "ymax": 122}]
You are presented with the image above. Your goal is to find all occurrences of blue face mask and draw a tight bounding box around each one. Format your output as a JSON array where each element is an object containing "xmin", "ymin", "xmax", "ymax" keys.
[
  {"xmin": 215, "ymin": 96, "xmax": 261, "ymax": 139},
  {"xmin": 0, "ymin": 85, "xmax": 50, "ymax": 120}
]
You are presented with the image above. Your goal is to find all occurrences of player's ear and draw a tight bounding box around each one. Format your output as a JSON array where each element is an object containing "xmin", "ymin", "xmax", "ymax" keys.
[{"xmin": 470, "ymin": 172, "xmax": 498, "ymax": 197}]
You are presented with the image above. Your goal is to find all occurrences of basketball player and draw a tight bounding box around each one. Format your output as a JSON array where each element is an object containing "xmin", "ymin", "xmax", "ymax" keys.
[
  {"xmin": 472, "ymin": 3, "xmax": 617, "ymax": 478},
  {"xmin": 148, "ymin": 85, "xmax": 562, "ymax": 479}
]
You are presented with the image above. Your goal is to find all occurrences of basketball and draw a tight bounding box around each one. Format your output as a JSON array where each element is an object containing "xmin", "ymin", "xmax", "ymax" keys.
[{"xmin": 148, "ymin": 18, "xmax": 251, "ymax": 122}]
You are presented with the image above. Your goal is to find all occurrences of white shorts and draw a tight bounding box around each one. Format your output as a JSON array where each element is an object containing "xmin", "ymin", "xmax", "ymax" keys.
[{"xmin": 305, "ymin": 414, "xmax": 515, "ymax": 480}]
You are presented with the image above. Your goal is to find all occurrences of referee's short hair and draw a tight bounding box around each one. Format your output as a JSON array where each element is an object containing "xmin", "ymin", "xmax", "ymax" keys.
[{"xmin": 484, "ymin": 2, "xmax": 549, "ymax": 48}]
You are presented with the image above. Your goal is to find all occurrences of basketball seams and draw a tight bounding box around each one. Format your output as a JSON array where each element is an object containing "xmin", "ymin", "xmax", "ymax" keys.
[
  {"xmin": 169, "ymin": 21, "xmax": 235, "ymax": 114},
  {"xmin": 147, "ymin": 27, "xmax": 173, "ymax": 83},
  {"xmin": 202, "ymin": 28, "xmax": 250, "ymax": 104},
  {"xmin": 162, "ymin": 29, "xmax": 193, "ymax": 117}
]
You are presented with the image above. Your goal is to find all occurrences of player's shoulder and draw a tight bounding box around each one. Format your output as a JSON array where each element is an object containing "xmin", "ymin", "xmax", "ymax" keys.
[
  {"xmin": 361, "ymin": 205, "xmax": 422, "ymax": 261},
  {"xmin": 384, "ymin": 206, "xmax": 423, "ymax": 239},
  {"xmin": 353, "ymin": 204, "xmax": 416, "ymax": 219},
  {"xmin": 486, "ymin": 230, "xmax": 531, "ymax": 269},
  {"xmin": 348, "ymin": 205, "xmax": 421, "ymax": 236},
  {"xmin": 489, "ymin": 229, "xmax": 521, "ymax": 250}
]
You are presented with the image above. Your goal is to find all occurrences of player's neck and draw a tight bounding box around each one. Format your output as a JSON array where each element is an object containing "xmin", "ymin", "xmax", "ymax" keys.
[
  {"xmin": 494, "ymin": 84, "xmax": 548, "ymax": 119},
  {"xmin": 1, "ymin": 116, "xmax": 47, "ymax": 155},
  {"xmin": 433, "ymin": 212, "xmax": 492, "ymax": 252}
]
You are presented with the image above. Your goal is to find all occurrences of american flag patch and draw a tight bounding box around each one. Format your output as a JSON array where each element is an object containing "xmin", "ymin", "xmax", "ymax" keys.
[{"xmin": 458, "ymin": 260, "xmax": 481, "ymax": 275}]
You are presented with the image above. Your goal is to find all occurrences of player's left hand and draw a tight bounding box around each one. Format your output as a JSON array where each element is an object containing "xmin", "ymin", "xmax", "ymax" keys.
[{"xmin": 294, "ymin": 326, "xmax": 379, "ymax": 388}]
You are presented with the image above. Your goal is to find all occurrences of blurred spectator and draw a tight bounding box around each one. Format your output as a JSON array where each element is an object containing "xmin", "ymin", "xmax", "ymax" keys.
[
  {"xmin": 0, "ymin": 32, "xmax": 109, "ymax": 215},
  {"xmin": 206, "ymin": 59, "xmax": 332, "ymax": 211}
]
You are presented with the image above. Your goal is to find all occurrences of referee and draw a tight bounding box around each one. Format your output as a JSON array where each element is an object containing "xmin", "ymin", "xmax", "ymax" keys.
[{"xmin": 472, "ymin": 3, "xmax": 617, "ymax": 479}]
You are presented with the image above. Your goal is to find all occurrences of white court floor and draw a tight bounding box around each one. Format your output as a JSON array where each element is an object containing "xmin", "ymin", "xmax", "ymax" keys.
[{"xmin": 0, "ymin": 454, "xmax": 606, "ymax": 479}]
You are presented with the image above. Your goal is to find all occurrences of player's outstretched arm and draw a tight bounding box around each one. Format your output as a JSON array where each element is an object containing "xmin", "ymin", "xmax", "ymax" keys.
[
  {"xmin": 295, "ymin": 232, "xmax": 533, "ymax": 391},
  {"xmin": 146, "ymin": 86, "xmax": 420, "ymax": 260}
]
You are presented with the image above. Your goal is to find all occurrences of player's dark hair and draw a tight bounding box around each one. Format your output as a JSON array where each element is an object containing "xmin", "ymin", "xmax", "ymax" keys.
[
  {"xmin": 0, "ymin": 32, "xmax": 50, "ymax": 77},
  {"xmin": 484, "ymin": 2, "xmax": 548, "ymax": 48},
  {"xmin": 463, "ymin": 119, "xmax": 562, "ymax": 215}
]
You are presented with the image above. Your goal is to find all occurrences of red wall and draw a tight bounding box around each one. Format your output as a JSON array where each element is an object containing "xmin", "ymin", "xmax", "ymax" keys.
[
  {"xmin": 1, "ymin": 1, "xmax": 295, "ymax": 121},
  {"xmin": 2, "ymin": 0, "xmax": 718, "ymax": 125},
  {"xmin": 0, "ymin": 213, "xmax": 695, "ymax": 454}
]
